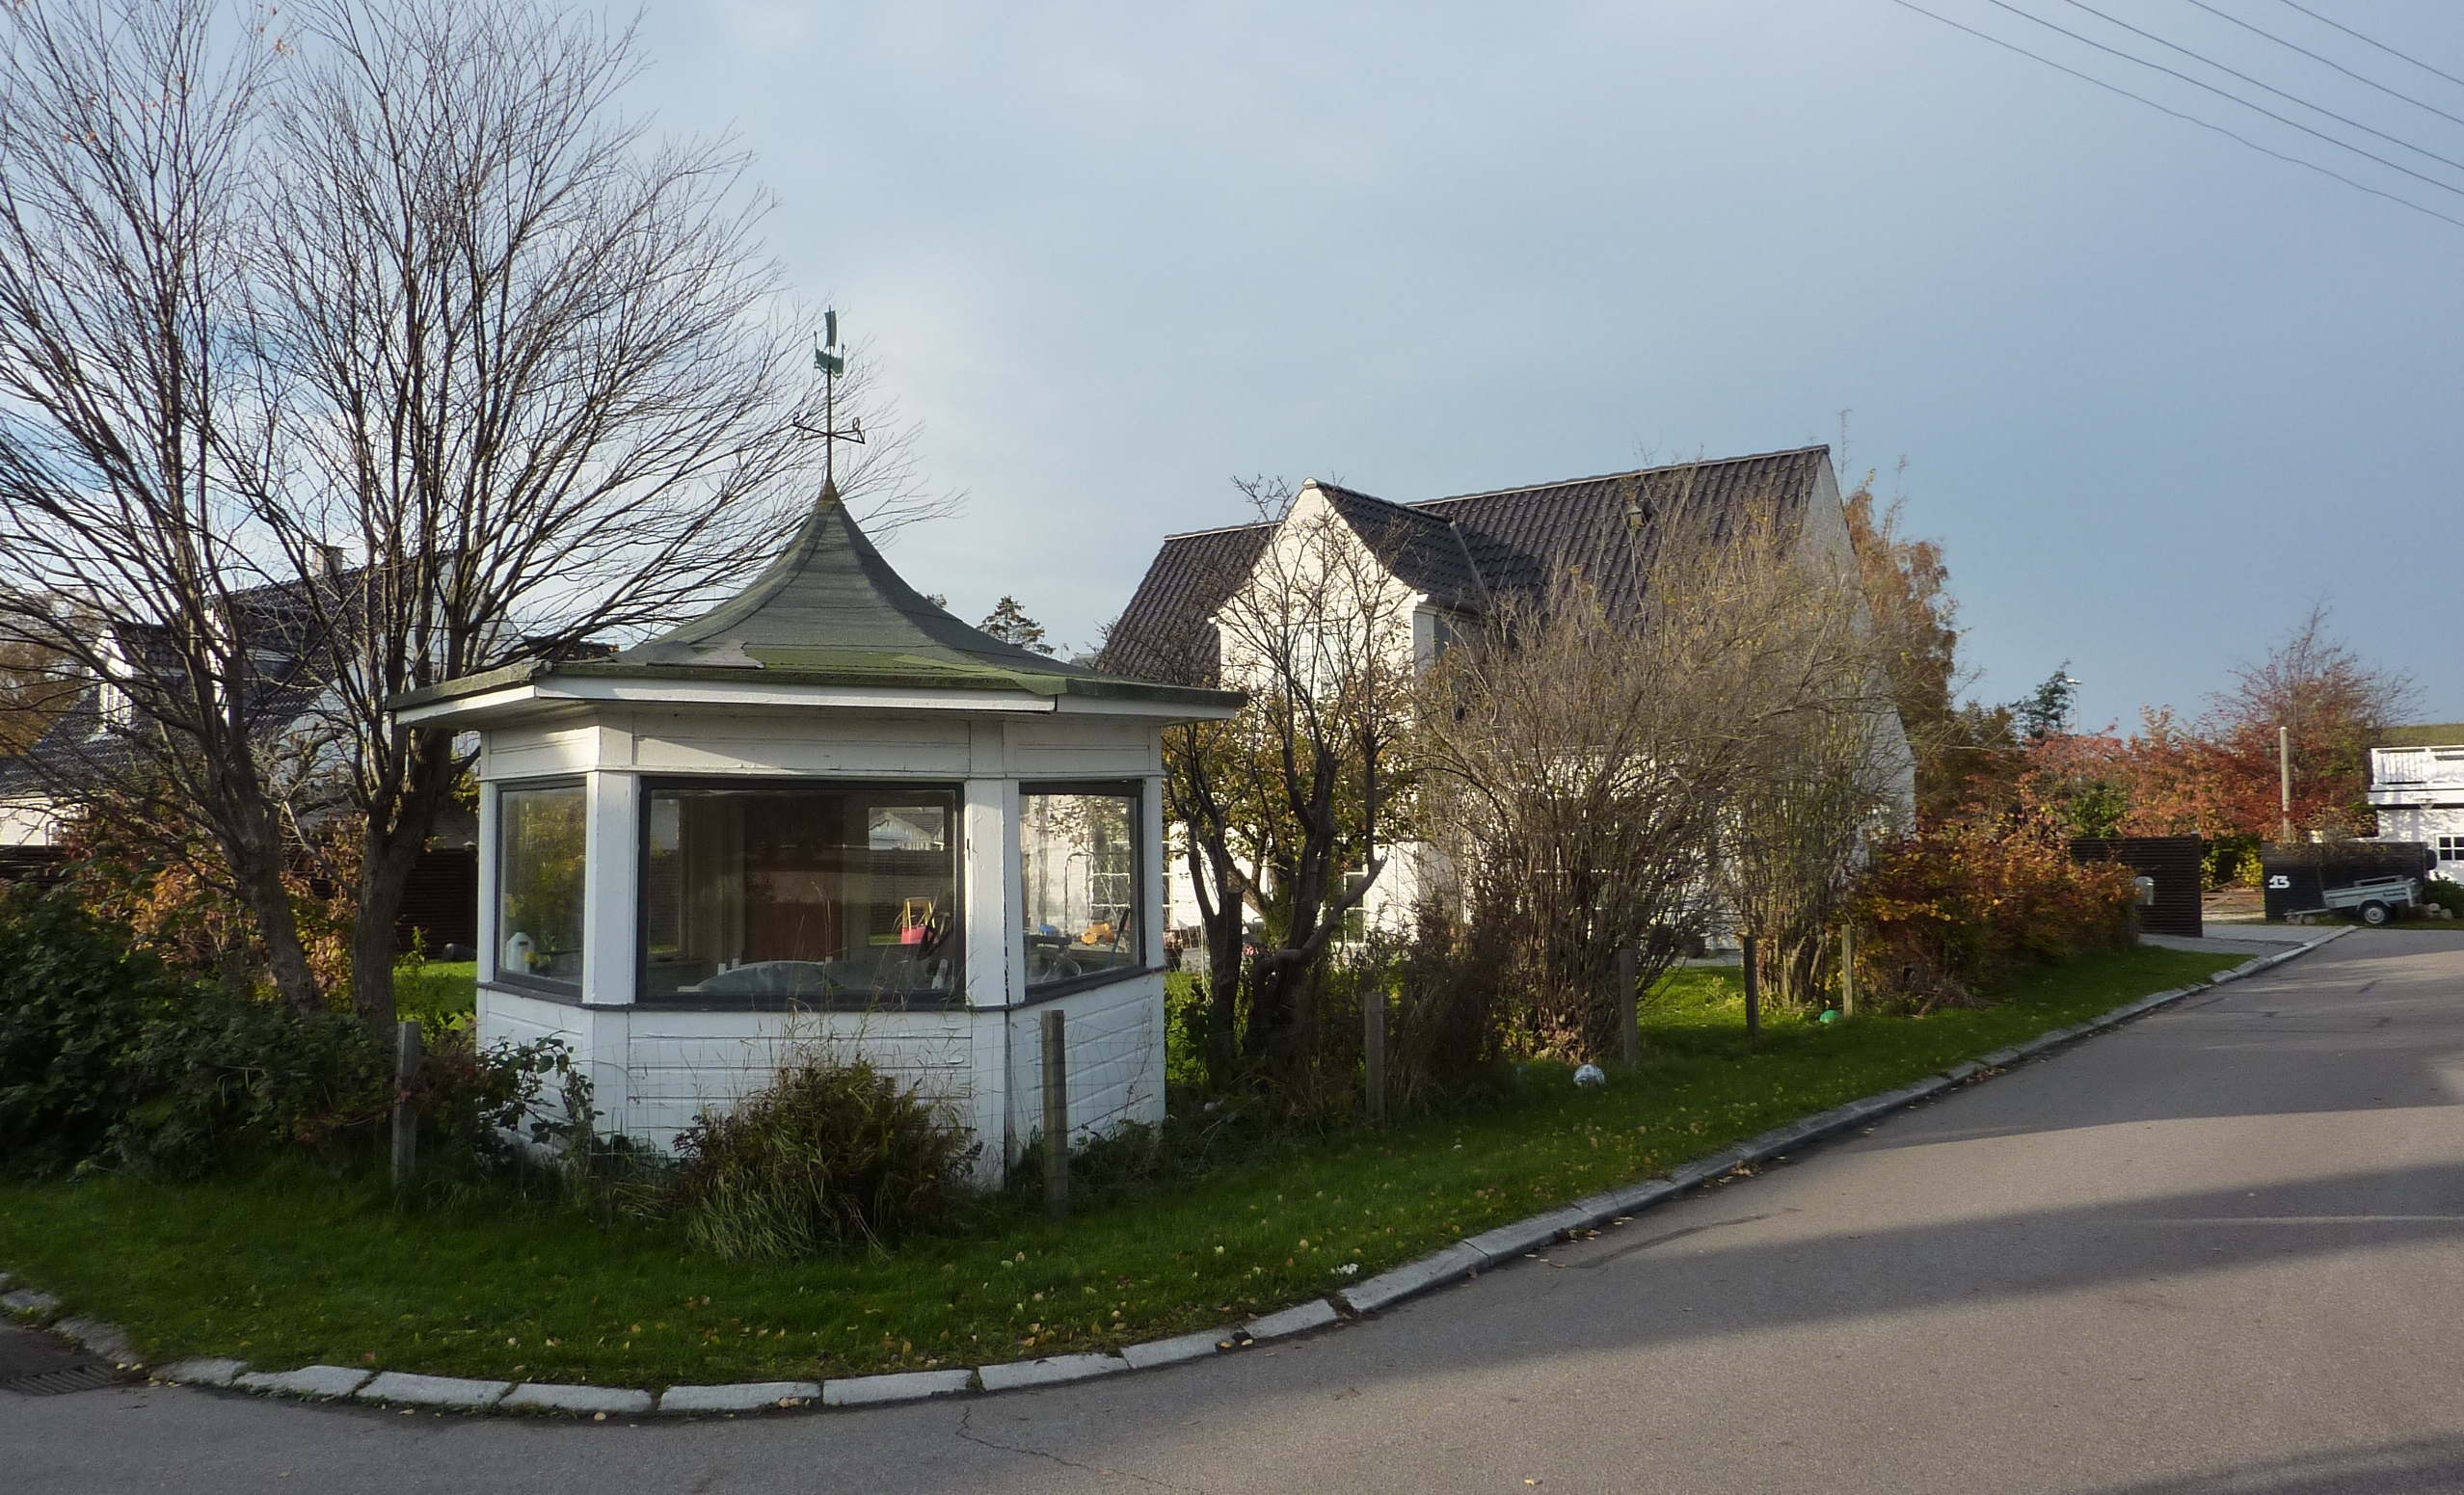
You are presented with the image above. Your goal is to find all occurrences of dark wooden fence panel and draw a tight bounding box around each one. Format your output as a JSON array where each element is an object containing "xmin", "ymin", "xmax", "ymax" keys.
[
  {"xmin": 395, "ymin": 847, "xmax": 478, "ymax": 956},
  {"xmin": 2069, "ymin": 836, "xmax": 2204, "ymax": 939}
]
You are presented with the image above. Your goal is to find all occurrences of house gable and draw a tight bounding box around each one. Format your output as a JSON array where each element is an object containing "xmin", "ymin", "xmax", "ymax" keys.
[{"xmin": 1100, "ymin": 445, "xmax": 1844, "ymax": 684}]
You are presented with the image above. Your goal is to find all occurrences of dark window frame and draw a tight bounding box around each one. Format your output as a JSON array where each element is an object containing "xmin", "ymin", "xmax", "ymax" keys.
[
  {"xmin": 632, "ymin": 775, "xmax": 969, "ymax": 1009},
  {"xmin": 490, "ymin": 775, "xmax": 589, "ymax": 998},
  {"xmin": 1019, "ymin": 778, "xmax": 1152, "ymax": 998}
]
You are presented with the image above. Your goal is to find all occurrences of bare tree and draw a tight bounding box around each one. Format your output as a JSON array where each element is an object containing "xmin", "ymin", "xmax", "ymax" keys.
[
  {"xmin": 1160, "ymin": 479, "xmax": 1418, "ymax": 1076},
  {"xmin": 249, "ymin": 0, "xmax": 865, "ymax": 1033},
  {"xmin": 0, "ymin": 0, "xmax": 330, "ymax": 1009},
  {"xmin": 0, "ymin": 0, "xmax": 929, "ymax": 1032},
  {"xmin": 1715, "ymin": 689, "xmax": 1903, "ymax": 1010}
]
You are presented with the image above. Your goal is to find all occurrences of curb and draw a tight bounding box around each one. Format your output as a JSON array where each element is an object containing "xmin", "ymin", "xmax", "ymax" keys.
[{"xmin": 7, "ymin": 930, "xmax": 2344, "ymax": 1419}]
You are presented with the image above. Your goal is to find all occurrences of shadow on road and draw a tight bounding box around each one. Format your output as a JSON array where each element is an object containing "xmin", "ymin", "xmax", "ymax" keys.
[{"xmin": 2081, "ymin": 1434, "xmax": 2464, "ymax": 1495}]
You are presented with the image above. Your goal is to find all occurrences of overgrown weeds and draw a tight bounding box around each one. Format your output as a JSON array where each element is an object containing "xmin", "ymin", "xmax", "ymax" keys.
[{"xmin": 675, "ymin": 1055, "xmax": 979, "ymax": 1261}]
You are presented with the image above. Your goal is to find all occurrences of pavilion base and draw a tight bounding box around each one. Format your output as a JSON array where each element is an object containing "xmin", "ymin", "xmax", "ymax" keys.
[{"xmin": 477, "ymin": 974, "xmax": 1169, "ymax": 1186}]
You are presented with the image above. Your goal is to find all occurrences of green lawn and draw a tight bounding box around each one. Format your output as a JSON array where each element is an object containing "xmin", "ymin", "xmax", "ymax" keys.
[
  {"xmin": 0, "ymin": 944, "xmax": 2236, "ymax": 1389},
  {"xmin": 393, "ymin": 960, "xmax": 477, "ymax": 1029}
]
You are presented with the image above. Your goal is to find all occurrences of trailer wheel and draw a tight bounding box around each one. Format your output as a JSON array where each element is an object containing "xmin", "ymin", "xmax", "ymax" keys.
[{"xmin": 2360, "ymin": 900, "xmax": 2392, "ymax": 926}]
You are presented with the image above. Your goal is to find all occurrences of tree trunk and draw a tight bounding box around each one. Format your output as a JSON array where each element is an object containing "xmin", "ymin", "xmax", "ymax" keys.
[
  {"xmin": 351, "ymin": 730, "xmax": 460, "ymax": 1038},
  {"xmin": 223, "ymin": 801, "xmax": 323, "ymax": 1017},
  {"xmin": 350, "ymin": 821, "xmax": 424, "ymax": 1037}
]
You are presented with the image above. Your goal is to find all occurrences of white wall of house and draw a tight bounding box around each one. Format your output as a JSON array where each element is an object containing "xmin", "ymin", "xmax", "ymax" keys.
[
  {"xmin": 0, "ymin": 797, "xmax": 61, "ymax": 848},
  {"xmin": 2370, "ymin": 744, "xmax": 2464, "ymax": 879}
]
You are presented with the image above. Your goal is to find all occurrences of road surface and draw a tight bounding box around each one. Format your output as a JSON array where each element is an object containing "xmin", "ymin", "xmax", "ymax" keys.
[{"xmin": 7, "ymin": 929, "xmax": 2462, "ymax": 1494}]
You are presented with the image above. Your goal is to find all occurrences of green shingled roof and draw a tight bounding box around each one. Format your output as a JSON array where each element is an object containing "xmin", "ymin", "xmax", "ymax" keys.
[{"xmin": 388, "ymin": 486, "xmax": 1241, "ymax": 715}]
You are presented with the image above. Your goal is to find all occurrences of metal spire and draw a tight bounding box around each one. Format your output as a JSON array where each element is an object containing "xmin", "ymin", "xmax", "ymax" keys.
[{"xmin": 804, "ymin": 307, "xmax": 866, "ymax": 493}]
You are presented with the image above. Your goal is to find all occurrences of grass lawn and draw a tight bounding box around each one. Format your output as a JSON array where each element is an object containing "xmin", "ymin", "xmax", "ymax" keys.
[
  {"xmin": 0, "ymin": 943, "xmax": 2236, "ymax": 1389},
  {"xmin": 393, "ymin": 960, "xmax": 477, "ymax": 1029}
]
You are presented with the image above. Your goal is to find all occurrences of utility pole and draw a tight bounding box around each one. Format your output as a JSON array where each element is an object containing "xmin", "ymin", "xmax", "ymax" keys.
[{"xmin": 2280, "ymin": 724, "xmax": 2294, "ymax": 843}]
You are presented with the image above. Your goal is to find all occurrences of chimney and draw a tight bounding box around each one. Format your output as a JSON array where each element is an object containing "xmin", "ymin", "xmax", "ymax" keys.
[{"xmin": 317, "ymin": 545, "xmax": 345, "ymax": 584}]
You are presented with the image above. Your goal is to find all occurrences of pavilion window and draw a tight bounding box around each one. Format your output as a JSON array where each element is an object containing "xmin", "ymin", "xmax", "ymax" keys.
[
  {"xmin": 640, "ymin": 784, "xmax": 961, "ymax": 1000},
  {"xmin": 1021, "ymin": 784, "xmax": 1144, "ymax": 988},
  {"xmin": 496, "ymin": 781, "xmax": 586, "ymax": 991}
]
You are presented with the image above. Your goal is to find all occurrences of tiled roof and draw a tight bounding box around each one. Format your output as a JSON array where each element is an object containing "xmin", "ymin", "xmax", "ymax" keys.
[
  {"xmin": 1096, "ymin": 521, "xmax": 1272, "ymax": 686},
  {"xmin": 1313, "ymin": 483, "xmax": 1487, "ymax": 615},
  {"xmin": 1098, "ymin": 446, "xmax": 1835, "ymax": 682},
  {"xmin": 1415, "ymin": 446, "xmax": 1830, "ymax": 618}
]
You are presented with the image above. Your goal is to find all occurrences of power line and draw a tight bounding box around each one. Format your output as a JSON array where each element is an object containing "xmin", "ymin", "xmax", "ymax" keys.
[
  {"xmin": 2049, "ymin": 0, "xmax": 2464, "ymax": 175},
  {"xmin": 2273, "ymin": 0, "xmax": 2464, "ymax": 98},
  {"xmin": 1877, "ymin": 0, "xmax": 2464, "ymax": 229},
  {"xmin": 2176, "ymin": 0, "xmax": 2464, "ymax": 135},
  {"xmin": 1972, "ymin": 0, "xmax": 2464, "ymax": 200}
]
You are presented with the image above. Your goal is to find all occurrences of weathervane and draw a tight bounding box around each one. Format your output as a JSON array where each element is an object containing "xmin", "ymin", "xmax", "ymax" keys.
[{"xmin": 802, "ymin": 307, "xmax": 866, "ymax": 491}]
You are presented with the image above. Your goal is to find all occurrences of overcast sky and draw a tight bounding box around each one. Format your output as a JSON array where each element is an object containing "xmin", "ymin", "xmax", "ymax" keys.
[{"xmin": 625, "ymin": 0, "xmax": 2463, "ymax": 730}]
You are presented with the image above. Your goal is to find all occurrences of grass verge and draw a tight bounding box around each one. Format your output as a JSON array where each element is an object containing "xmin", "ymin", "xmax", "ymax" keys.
[{"xmin": 0, "ymin": 943, "xmax": 2236, "ymax": 1388}]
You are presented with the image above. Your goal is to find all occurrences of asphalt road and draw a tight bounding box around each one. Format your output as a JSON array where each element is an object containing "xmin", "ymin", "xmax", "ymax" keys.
[{"xmin": 9, "ymin": 929, "xmax": 2463, "ymax": 1494}]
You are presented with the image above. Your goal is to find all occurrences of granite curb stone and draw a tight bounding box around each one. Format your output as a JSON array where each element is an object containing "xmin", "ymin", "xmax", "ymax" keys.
[
  {"xmin": 54, "ymin": 1317, "xmax": 137, "ymax": 1365},
  {"xmin": 1120, "ymin": 1330, "xmax": 1227, "ymax": 1370},
  {"xmin": 2, "ymin": 1288, "xmax": 60, "ymax": 1315},
  {"xmin": 358, "ymin": 1371, "xmax": 513, "ymax": 1409},
  {"xmin": 501, "ymin": 1382, "xmax": 657, "ymax": 1415},
  {"xmin": 977, "ymin": 1353, "xmax": 1128, "ymax": 1392},
  {"xmin": 160, "ymin": 1357, "xmax": 247, "ymax": 1386},
  {"xmin": 1333, "ymin": 1241, "xmax": 1488, "ymax": 1315},
  {"xmin": 823, "ymin": 1369, "xmax": 975, "ymax": 1406},
  {"xmin": 657, "ymin": 1380, "xmax": 820, "ymax": 1413},
  {"xmin": 1245, "ymin": 1298, "xmax": 1341, "ymax": 1341},
  {"xmin": 1605, "ymin": 1178, "xmax": 1685, "ymax": 1214},
  {"xmin": 235, "ymin": 1365, "xmax": 373, "ymax": 1400},
  {"xmin": 1463, "ymin": 1207, "xmax": 1594, "ymax": 1265}
]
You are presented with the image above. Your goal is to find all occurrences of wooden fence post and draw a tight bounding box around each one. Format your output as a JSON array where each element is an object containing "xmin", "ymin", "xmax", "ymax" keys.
[
  {"xmin": 391, "ymin": 1020, "xmax": 421, "ymax": 1187},
  {"xmin": 1041, "ymin": 1009, "xmax": 1069, "ymax": 1220},
  {"xmin": 1364, "ymin": 988, "xmax": 1387, "ymax": 1127},
  {"xmin": 1840, "ymin": 923, "xmax": 1857, "ymax": 1019},
  {"xmin": 1742, "ymin": 933, "xmax": 1760, "ymax": 1039},
  {"xmin": 1617, "ymin": 948, "xmax": 1640, "ymax": 1067}
]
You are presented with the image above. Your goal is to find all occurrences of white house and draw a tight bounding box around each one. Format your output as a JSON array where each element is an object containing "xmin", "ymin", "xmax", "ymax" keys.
[
  {"xmin": 2368, "ymin": 737, "xmax": 2464, "ymax": 879},
  {"xmin": 387, "ymin": 485, "xmax": 1241, "ymax": 1177},
  {"xmin": 1099, "ymin": 445, "xmax": 1916, "ymax": 943}
]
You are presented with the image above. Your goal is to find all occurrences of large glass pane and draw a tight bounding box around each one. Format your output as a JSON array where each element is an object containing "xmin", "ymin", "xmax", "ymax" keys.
[
  {"xmin": 497, "ymin": 783, "xmax": 586, "ymax": 989},
  {"xmin": 642, "ymin": 785, "xmax": 960, "ymax": 1001},
  {"xmin": 1022, "ymin": 787, "xmax": 1142, "ymax": 987}
]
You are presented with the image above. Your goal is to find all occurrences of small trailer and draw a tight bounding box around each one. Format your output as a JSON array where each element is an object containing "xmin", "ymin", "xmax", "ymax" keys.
[
  {"xmin": 2318, "ymin": 875, "xmax": 2419, "ymax": 925},
  {"xmin": 2263, "ymin": 841, "xmax": 2434, "ymax": 923}
]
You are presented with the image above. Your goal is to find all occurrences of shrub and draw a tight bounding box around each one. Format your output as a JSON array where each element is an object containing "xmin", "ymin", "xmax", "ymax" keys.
[
  {"xmin": 1849, "ymin": 817, "xmax": 2135, "ymax": 1010},
  {"xmin": 0, "ymin": 885, "xmax": 388, "ymax": 1176},
  {"xmin": 0, "ymin": 885, "xmax": 182, "ymax": 1173},
  {"xmin": 675, "ymin": 1055, "xmax": 979, "ymax": 1260},
  {"xmin": 2421, "ymin": 878, "xmax": 2464, "ymax": 919},
  {"xmin": 411, "ymin": 1027, "xmax": 576, "ymax": 1167}
]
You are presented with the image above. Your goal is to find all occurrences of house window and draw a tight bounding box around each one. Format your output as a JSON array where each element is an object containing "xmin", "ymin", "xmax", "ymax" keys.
[
  {"xmin": 1022, "ymin": 785, "xmax": 1144, "ymax": 988},
  {"xmin": 640, "ymin": 784, "xmax": 959, "ymax": 1001},
  {"xmin": 497, "ymin": 782, "xmax": 586, "ymax": 991},
  {"xmin": 2438, "ymin": 836, "xmax": 2464, "ymax": 864}
]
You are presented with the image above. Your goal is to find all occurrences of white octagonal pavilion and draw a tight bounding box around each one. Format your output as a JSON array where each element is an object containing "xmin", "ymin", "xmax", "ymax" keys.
[{"xmin": 389, "ymin": 488, "xmax": 1240, "ymax": 1178}]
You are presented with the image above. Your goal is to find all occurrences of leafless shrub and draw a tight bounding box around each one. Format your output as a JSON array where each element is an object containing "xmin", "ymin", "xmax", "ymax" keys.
[{"xmin": 1419, "ymin": 504, "xmax": 1895, "ymax": 1059}]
